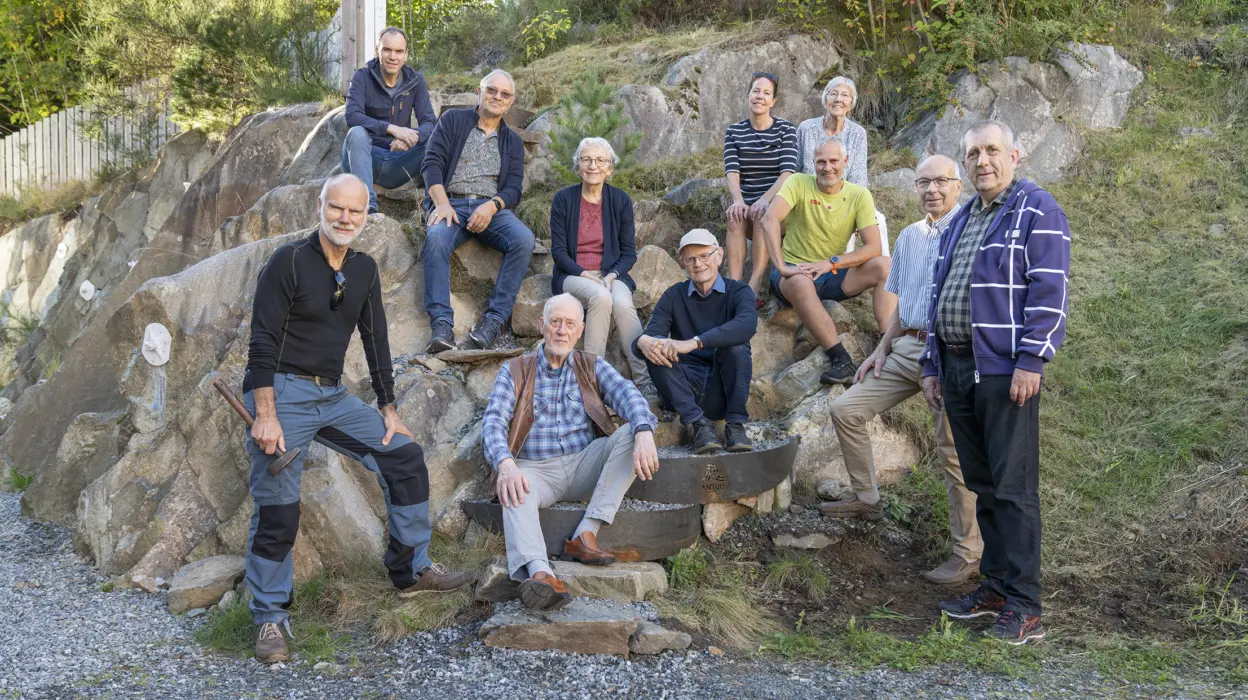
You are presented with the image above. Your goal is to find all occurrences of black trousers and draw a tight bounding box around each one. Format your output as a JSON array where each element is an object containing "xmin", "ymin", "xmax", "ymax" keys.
[
  {"xmin": 941, "ymin": 348, "xmax": 1043, "ymax": 616},
  {"xmin": 645, "ymin": 345, "xmax": 751, "ymax": 425}
]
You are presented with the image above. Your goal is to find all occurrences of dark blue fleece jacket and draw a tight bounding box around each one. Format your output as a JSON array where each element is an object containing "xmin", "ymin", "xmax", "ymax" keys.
[
  {"xmin": 921, "ymin": 179, "xmax": 1071, "ymax": 380},
  {"xmin": 344, "ymin": 58, "xmax": 437, "ymax": 149}
]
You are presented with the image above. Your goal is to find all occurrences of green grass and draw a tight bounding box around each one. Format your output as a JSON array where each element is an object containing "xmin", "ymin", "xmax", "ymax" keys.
[
  {"xmin": 0, "ymin": 178, "xmax": 110, "ymax": 233},
  {"xmin": 196, "ymin": 531, "xmax": 502, "ymax": 659},
  {"xmin": 3, "ymin": 468, "xmax": 33, "ymax": 492},
  {"xmin": 764, "ymin": 552, "xmax": 830, "ymax": 601}
]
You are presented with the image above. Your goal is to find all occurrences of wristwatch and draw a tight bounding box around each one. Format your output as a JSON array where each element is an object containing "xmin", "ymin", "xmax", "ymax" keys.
[
  {"xmin": 694, "ymin": 336, "xmax": 704, "ymax": 350},
  {"xmin": 828, "ymin": 255, "xmax": 841, "ymax": 275},
  {"xmin": 491, "ymin": 196, "xmax": 505, "ymax": 213}
]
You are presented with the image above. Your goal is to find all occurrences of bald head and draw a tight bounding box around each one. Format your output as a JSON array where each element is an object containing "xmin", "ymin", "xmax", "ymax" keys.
[
  {"xmin": 914, "ymin": 155, "xmax": 963, "ymax": 219},
  {"xmin": 319, "ymin": 174, "xmax": 369, "ymax": 247}
]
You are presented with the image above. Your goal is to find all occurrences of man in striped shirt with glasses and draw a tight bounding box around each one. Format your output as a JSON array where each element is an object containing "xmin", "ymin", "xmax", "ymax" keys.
[{"xmin": 823, "ymin": 155, "xmax": 983, "ymax": 588}]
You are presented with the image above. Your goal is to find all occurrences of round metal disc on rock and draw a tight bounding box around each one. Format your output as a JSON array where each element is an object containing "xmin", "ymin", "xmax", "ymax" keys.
[{"xmin": 627, "ymin": 435, "xmax": 799, "ymax": 504}]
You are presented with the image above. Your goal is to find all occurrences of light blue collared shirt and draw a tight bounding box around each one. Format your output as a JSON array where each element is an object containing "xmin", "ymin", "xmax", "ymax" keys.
[{"xmin": 687, "ymin": 275, "xmax": 727, "ymax": 298}]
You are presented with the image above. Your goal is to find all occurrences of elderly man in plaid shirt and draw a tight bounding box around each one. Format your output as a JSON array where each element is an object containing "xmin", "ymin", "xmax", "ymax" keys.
[{"xmin": 483, "ymin": 293, "xmax": 659, "ymax": 611}]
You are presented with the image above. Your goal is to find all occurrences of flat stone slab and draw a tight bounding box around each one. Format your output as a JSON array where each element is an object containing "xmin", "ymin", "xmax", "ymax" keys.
[
  {"xmin": 630, "ymin": 621, "xmax": 692, "ymax": 655},
  {"xmin": 166, "ymin": 555, "xmax": 245, "ymax": 614},
  {"xmin": 767, "ymin": 512, "xmax": 846, "ymax": 551},
  {"xmin": 479, "ymin": 599, "xmax": 645, "ymax": 656},
  {"xmin": 434, "ymin": 347, "xmax": 526, "ymax": 363},
  {"xmin": 462, "ymin": 499, "xmax": 699, "ymax": 562},
  {"xmin": 476, "ymin": 556, "xmax": 667, "ymax": 603},
  {"xmin": 631, "ymin": 435, "xmax": 799, "ymax": 504},
  {"xmin": 772, "ymin": 532, "xmax": 840, "ymax": 550}
]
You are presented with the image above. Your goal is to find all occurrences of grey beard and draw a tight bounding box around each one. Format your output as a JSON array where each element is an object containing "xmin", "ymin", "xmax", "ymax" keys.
[{"xmin": 323, "ymin": 226, "xmax": 357, "ymax": 247}]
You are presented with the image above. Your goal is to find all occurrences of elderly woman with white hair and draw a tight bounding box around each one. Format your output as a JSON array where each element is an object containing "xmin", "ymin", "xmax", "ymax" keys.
[
  {"xmin": 549, "ymin": 137, "xmax": 654, "ymax": 396},
  {"xmin": 797, "ymin": 76, "xmax": 869, "ymax": 186}
]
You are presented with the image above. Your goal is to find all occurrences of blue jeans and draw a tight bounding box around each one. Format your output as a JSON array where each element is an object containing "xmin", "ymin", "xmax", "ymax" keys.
[
  {"xmin": 422, "ymin": 197, "xmax": 535, "ymax": 326},
  {"xmin": 645, "ymin": 345, "xmax": 752, "ymax": 425},
  {"xmin": 340, "ymin": 125, "xmax": 426, "ymax": 212},
  {"xmin": 242, "ymin": 373, "xmax": 433, "ymax": 624}
]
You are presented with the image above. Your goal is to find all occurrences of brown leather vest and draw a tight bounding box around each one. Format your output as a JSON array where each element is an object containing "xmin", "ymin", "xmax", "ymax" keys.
[{"xmin": 506, "ymin": 349, "xmax": 616, "ymax": 459}]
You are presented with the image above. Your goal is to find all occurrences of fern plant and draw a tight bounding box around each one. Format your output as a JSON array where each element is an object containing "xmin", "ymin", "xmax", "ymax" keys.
[{"xmin": 548, "ymin": 73, "xmax": 642, "ymax": 184}]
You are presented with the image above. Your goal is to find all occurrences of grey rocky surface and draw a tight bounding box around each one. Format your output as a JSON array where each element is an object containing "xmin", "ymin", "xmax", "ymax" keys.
[{"xmin": 2, "ymin": 493, "xmax": 1238, "ymax": 699}]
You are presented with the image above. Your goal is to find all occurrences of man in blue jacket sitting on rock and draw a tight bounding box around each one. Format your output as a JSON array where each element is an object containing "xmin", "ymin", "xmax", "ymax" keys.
[
  {"xmin": 634, "ymin": 229, "xmax": 759, "ymax": 455},
  {"xmin": 340, "ymin": 27, "xmax": 438, "ymax": 215},
  {"xmin": 920, "ymin": 119, "xmax": 1071, "ymax": 646}
]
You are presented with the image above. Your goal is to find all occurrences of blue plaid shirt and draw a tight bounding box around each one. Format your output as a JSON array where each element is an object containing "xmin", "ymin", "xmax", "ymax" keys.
[{"xmin": 483, "ymin": 349, "xmax": 657, "ymax": 468}]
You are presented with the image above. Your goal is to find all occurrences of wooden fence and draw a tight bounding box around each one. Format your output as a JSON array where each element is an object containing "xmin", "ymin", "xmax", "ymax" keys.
[{"xmin": 0, "ymin": 83, "xmax": 178, "ymax": 197}]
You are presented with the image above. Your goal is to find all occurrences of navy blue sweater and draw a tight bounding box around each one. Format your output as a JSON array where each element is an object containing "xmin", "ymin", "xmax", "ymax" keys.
[
  {"xmin": 345, "ymin": 59, "xmax": 437, "ymax": 149},
  {"xmin": 549, "ymin": 183, "xmax": 637, "ymax": 294},
  {"xmin": 632, "ymin": 277, "xmax": 758, "ymax": 366},
  {"xmin": 420, "ymin": 107, "xmax": 526, "ymax": 212}
]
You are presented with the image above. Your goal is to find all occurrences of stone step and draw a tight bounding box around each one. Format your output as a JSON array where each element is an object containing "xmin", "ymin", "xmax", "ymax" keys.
[
  {"xmin": 476, "ymin": 556, "xmax": 667, "ymax": 603},
  {"xmin": 461, "ymin": 499, "xmax": 699, "ymax": 562},
  {"xmin": 479, "ymin": 599, "xmax": 689, "ymax": 657},
  {"xmin": 629, "ymin": 434, "xmax": 798, "ymax": 504}
]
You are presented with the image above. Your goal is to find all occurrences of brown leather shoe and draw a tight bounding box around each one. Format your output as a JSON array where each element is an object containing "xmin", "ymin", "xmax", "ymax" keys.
[
  {"xmin": 924, "ymin": 556, "xmax": 981, "ymax": 586},
  {"xmin": 255, "ymin": 622, "xmax": 289, "ymax": 664},
  {"xmin": 818, "ymin": 494, "xmax": 885, "ymax": 520},
  {"xmin": 518, "ymin": 571, "xmax": 573, "ymax": 611},
  {"xmin": 396, "ymin": 563, "xmax": 476, "ymax": 598},
  {"xmin": 563, "ymin": 531, "xmax": 616, "ymax": 566}
]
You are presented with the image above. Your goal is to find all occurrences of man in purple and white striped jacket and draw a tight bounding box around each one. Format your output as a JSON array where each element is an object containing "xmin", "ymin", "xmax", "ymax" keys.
[{"xmin": 919, "ymin": 120, "xmax": 1071, "ymax": 646}]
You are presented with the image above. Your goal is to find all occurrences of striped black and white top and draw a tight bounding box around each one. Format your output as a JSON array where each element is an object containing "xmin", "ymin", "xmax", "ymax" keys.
[{"xmin": 723, "ymin": 117, "xmax": 798, "ymax": 205}]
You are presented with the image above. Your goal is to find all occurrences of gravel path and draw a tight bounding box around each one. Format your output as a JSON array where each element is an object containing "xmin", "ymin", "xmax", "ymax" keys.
[{"xmin": 0, "ymin": 492, "xmax": 1240, "ymax": 699}]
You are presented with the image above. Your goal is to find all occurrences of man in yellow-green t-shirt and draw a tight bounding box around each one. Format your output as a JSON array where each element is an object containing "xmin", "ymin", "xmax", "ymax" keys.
[{"xmin": 761, "ymin": 138, "xmax": 895, "ymax": 386}]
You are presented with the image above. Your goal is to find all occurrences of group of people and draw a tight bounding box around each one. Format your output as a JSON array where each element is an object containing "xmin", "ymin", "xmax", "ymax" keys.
[{"xmin": 237, "ymin": 26, "xmax": 1070, "ymax": 662}]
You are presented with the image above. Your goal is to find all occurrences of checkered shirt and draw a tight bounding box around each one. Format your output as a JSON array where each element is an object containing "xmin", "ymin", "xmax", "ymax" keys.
[
  {"xmin": 482, "ymin": 350, "xmax": 657, "ymax": 468},
  {"xmin": 935, "ymin": 180, "xmax": 1017, "ymax": 343}
]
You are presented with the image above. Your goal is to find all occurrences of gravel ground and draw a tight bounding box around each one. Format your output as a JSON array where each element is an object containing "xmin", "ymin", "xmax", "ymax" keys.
[{"xmin": 1, "ymin": 492, "xmax": 1241, "ymax": 700}]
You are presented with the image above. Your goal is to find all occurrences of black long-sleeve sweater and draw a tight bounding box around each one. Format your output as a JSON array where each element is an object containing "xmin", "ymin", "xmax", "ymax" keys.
[
  {"xmin": 246, "ymin": 233, "xmax": 396, "ymax": 406},
  {"xmin": 632, "ymin": 276, "xmax": 758, "ymax": 366}
]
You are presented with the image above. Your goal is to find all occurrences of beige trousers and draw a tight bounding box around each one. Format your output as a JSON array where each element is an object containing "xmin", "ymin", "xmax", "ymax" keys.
[
  {"xmin": 562, "ymin": 272, "xmax": 649, "ymax": 382},
  {"xmin": 829, "ymin": 335, "xmax": 983, "ymax": 563}
]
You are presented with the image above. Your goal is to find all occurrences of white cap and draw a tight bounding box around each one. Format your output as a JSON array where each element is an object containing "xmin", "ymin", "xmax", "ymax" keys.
[{"xmin": 677, "ymin": 228, "xmax": 719, "ymax": 253}]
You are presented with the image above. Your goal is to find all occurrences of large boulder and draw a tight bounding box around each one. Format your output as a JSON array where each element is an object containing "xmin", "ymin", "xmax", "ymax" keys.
[
  {"xmin": 166, "ymin": 555, "xmax": 246, "ymax": 614},
  {"xmin": 617, "ymin": 35, "xmax": 839, "ymax": 163},
  {"xmin": 281, "ymin": 106, "xmax": 348, "ymax": 185},
  {"xmin": 893, "ymin": 43, "xmax": 1142, "ymax": 182},
  {"xmin": 629, "ymin": 246, "xmax": 685, "ymax": 309}
]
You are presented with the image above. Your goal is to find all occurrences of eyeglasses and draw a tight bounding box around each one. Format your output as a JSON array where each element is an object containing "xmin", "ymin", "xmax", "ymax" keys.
[
  {"xmin": 578, "ymin": 156, "xmax": 612, "ymax": 167},
  {"xmin": 681, "ymin": 249, "xmax": 719, "ymax": 266},
  {"xmin": 915, "ymin": 177, "xmax": 960, "ymax": 189},
  {"xmin": 484, "ymin": 86, "xmax": 514, "ymax": 100},
  {"xmin": 752, "ymin": 71, "xmax": 778, "ymax": 87},
  {"xmin": 330, "ymin": 270, "xmax": 346, "ymax": 310}
]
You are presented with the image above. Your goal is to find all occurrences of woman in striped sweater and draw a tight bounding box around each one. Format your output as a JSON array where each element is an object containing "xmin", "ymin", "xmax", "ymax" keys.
[{"xmin": 723, "ymin": 71, "xmax": 798, "ymax": 296}]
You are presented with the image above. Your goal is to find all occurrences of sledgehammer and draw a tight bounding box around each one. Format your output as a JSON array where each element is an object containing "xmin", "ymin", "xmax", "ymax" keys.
[{"xmin": 211, "ymin": 377, "xmax": 301, "ymax": 477}]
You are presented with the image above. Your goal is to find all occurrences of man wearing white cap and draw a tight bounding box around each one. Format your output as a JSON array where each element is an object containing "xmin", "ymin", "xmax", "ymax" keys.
[{"xmin": 633, "ymin": 229, "xmax": 759, "ymax": 454}]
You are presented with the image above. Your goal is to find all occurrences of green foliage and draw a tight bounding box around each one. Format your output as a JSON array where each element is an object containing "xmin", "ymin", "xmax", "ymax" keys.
[
  {"xmin": 3, "ymin": 468, "xmax": 33, "ymax": 492},
  {"xmin": 548, "ymin": 73, "xmax": 641, "ymax": 183},
  {"xmin": 79, "ymin": 0, "xmax": 337, "ymax": 133},
  {"xmin": 521, "ymin": 9, "xmax": 572, "ymax": 63},
  {"xmin": 764, "ymin": 552, "xmax": 830, "ymax": 601},
  {"xmin": 664, "ymin": 545, "xmax": 710, "ymax": 589},
  {"xmin": 387, "ymin": 0, "xmax": 491, "ymax": 58},
  {"xmin": 880, "ymin": 491, "xmax": 914, "ymax": 525},
  {"xmin": 0, "ymin": 0, "xmax": 83, "ymax": 132}
]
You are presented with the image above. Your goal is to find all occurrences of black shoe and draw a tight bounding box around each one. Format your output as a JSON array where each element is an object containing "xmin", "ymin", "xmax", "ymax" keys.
[
  {"xmin": 938, "ymin": 584, "xmax": 1006, "ymax": 620},
  {"xmin": 724, "ymin": 422, "xmax": 752, "ymax": 453},
  {"xmin": 426, "ymin": 320, "xmax": 455, "ymax": 353},
  {"xmin": 987, "ymin": 610, "xmax": 1046, "ymax": 645},
  {"xmin": 690, "ymin": 418, "xmax": 722, "ymax": 455},
  {"xmin": 820, "ymin": 354, "xmax": 858, "ymax": 386},
  {"xmin": 468, "ymin": 317, "xmax": 502, "ymax": 349}
]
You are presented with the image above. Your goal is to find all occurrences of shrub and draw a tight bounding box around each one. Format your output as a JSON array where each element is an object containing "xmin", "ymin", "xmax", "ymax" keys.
[{"xmin": 547, "ymin": 73, "xmax": 641, "ymax": 183}]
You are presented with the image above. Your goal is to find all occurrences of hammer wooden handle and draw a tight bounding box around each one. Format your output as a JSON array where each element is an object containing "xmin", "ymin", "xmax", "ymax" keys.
[{"xmin": 213, "ymin": 378, "xmax": 256, "ymax": 427}]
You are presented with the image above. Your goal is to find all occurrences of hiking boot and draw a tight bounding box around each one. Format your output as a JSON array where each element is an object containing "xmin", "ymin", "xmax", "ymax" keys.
[
  {"xmin": 820, "ymin": 354, "xmax": 859, "ymax": 386},
  {"xmin": 426, "ymin": 319, "xmax": 455, "ymax": 353},
  {"xmin": 518, "ymin": 571, "xmax": 573, "ymax": 611},
  {"xmin": 254, "ymin": 622, "xmax": 289, "ymax": 664},
  {"xmin": 689, "ymin": 418, "xmax": 722, "ymax": 455},
  {"xmin": 724, "ymin": 421, "xmax": 753, "ymax": 453},
  {"xmin": 818, "ymin": 494, "xmax": 885, "ymax": 520},
  {"xmin": 396, "ymin": 563, "xmax": 476, "ymax": 598},
  {"xmin": 938, "ymin": 583, "xmax": 1006, "ymax": 620},
  {"xmin": 987, "ymin": 610, "xmax": 1046, "ymax": 645},
  {"xmin": 563, "ymin": 531, "xmax": 615, "ymax": 566},
  {"xmin": 468, "ymin": 317, "xmax": 503, "ymax": 349},
  {"xmin": 925, "ymin": 556, "xmax": 981, "ymax": 586},
  {"xmin": 636, "ymin": 380, "xmax": 660, "ymax": 404}
]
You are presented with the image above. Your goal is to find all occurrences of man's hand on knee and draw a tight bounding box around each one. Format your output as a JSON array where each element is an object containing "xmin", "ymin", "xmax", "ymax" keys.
[
  {"xmin": 381, "ymin": 405, "xmax": 414, "ymax": 446},
  {"xmin": 496, "ymin": 459, "xmax": 531, "ymax": 508},
  {"xmin": 632, "ymin": 430, "xmax": 659, "ymax": 481},
  {"xmin": 428, "ymin": 202, "xmax": 459, "ymax": 228}
]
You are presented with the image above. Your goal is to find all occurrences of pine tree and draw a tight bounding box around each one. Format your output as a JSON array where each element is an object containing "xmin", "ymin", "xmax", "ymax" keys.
[{"xmin": 548, "ymin": 73, "xmax": 641, "ymax": 184}]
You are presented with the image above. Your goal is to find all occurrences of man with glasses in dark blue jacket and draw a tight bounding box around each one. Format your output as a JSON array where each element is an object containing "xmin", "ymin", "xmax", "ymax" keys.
[{"xmin": 341, "ymin": 27, "xmax": 438, "ymax": 215}]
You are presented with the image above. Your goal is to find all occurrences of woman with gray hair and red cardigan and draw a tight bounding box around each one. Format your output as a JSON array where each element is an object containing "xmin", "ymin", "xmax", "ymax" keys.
[{"xmin": 549, "ymin": 137, "xmax": 655, "ymax": 397}]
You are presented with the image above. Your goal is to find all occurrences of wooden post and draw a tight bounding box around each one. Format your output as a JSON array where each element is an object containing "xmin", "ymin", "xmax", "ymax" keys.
[{"xmin": 339, "ymin": 0, "xmax": 386, "ymax": 96}]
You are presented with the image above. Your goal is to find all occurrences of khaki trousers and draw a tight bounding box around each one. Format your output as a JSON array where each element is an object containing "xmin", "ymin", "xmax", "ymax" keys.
[
  {"xmin": 502, "ymin": 425, "xmax": 638, "ymax": 581},
  {"xmin": 562, "ymin": 272, "xmax": 649, "ymax": 382},
  {"xmin": 829, "ymin": 335, "xmax": 983, "ymax": 563}
]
